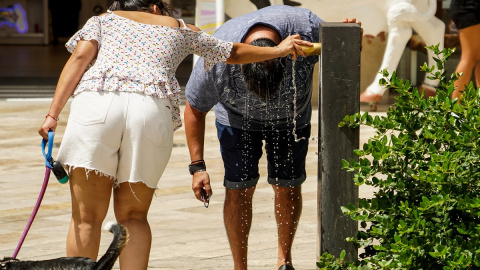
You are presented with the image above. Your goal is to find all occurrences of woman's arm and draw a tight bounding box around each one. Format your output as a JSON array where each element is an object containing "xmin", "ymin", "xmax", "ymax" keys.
[
  {"xmin": 38, "ymin": 39, "xmax": 98, "ymax": 139},
  {"xmin": 225, "ymin": 34, "xmax": 311, "ymax": 64},
  {"xmin": 184, "ymin": 24, "xmax": 311, "ymax": 64}
]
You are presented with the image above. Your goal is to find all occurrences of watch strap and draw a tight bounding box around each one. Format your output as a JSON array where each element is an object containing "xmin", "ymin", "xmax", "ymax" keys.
[{"xmin": 189, "ymin": 161, "xmax": 206, "ymax": 175}]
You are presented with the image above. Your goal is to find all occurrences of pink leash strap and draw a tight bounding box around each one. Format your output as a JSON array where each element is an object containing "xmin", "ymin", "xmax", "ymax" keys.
[
  {"xmin": 12, "ymin": 131, "xmax": 55, "ymax": 259},
  {"xmin": 12, "ymin": 167, "xmax": 51, "ymax": 259}
]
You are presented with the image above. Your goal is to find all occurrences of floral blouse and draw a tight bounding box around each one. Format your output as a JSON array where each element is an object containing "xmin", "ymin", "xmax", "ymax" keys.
[{"xmin": 66, "ymin": 11, "xmax": 233, "ymax": 130}]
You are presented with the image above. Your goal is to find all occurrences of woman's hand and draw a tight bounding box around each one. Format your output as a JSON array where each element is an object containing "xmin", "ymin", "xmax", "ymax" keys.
[
  {"xmin": 276, "ymin": 34, "xmax": 312, "ymax": 60},
  {"xmin": 226, "ymin": 34, "xmax": 312, "ymax": 64},
  {"xmin": 38, "ymin": 116, "xmax": 57, "ymax": 140}
]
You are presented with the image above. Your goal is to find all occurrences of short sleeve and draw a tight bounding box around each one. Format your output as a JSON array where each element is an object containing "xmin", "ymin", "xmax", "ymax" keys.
[
  {"xmin": 185, "ymin": 57, "xmax": 220, "ymax": 112},
  {"xmin": 184, "ymin": 30, "xmax": 233, "ymax": 72},
  {"xmin": 66, "ymin": 16, "xmax": 102, "ymax": 53}
]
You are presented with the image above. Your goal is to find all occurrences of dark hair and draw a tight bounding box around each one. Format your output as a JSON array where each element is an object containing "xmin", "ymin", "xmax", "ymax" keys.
[
  {"xmin": 108, "ymin": 0, "xmax": 173, "ymax": 16},
  {"xmin": 241, "ymin": 38, "xmax": 285, "ymax": 99}
]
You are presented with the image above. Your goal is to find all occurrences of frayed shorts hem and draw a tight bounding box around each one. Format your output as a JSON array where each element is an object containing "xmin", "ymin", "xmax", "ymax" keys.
[
  {"xmin": 64, "ymin": 164, "xmax": 116, "ymax": 181},
  {"xmin": 63, "ymin": 164, "xmax": 159, "ymax": 190}
]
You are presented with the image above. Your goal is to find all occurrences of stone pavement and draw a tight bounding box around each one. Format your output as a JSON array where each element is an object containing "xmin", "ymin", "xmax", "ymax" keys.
[{"xmin": 0, "ymin": 99, "xmax": 386, "ymax": 269}]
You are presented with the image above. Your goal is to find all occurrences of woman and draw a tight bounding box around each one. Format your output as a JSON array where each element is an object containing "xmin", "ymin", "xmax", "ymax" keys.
[
  {"xmin": 37, "ymin": 0, "xmax": 310, "ymax": 269},
  {"xmin": 450, "ymin": 0, "xmax": 480, "ymax": 99}
]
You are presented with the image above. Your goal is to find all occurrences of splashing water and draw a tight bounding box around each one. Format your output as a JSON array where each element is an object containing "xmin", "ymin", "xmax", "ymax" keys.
[{"xmin": 292, "ymin": 61, "xmax": 306, "ymax": 142}]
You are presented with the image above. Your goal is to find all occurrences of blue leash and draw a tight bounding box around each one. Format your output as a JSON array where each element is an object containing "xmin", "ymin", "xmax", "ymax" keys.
[{"xmin": 12, "ymin": 131, "xmax": 68, "ymax": 258}]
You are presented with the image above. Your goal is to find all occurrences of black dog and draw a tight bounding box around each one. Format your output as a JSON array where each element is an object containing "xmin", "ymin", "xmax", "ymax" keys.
[{"xmin": 1, "ymin": 222, "xmax": 127, "ymax": 270}]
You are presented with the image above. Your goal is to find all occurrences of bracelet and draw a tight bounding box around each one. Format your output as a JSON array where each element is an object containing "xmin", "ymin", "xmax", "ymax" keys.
[
  {"xmin": 190, "ymin": 159, "xmax": 205, "ymax": 164},
  {"xmin": 46, "ymin": 114, "xmax": 59, "ymax": 121},
  {"xmin": 274, "ymin": 45, "xmax": 282, "ymax": 55}
]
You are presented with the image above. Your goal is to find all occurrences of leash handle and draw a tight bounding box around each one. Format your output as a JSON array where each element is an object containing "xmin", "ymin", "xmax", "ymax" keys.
[
  {"xmin": 41, "ymin": 131, "xmax": 54, "ymax": 169},
  {"xmin": 41, "ymin": 131, "xmax": 69, "ymax": 184}
]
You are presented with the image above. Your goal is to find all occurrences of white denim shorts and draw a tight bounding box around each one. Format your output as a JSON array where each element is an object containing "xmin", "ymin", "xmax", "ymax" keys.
[{"xmin": 57, "ymin": 91, "xmax": 174, "ymax": 188}]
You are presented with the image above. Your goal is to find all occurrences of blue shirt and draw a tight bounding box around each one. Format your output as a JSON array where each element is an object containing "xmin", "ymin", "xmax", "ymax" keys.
[{"xmin": 186, "ymin": 5, "xmax": 323, "ymax": 131}]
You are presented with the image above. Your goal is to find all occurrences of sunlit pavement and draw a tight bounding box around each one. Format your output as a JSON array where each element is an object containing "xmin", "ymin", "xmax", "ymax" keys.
[{"xmin": 0, "ymin": 99, "xmax": 383, "ymax": 269}]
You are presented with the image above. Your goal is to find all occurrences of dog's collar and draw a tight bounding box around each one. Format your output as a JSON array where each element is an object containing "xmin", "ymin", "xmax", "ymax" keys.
[{"xmin": 1, "ymin": 257, "xmax": 20, "ymax": 267}]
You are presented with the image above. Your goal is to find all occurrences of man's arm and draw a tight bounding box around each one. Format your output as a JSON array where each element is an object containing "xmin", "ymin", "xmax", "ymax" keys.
[{"xmin": 184, "ymin": 101, "xmax": 212, "ymax": 202}]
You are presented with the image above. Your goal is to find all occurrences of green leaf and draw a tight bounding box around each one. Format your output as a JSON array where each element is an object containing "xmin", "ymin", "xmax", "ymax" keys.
[
  {"xmin": 341, "ymin": 159, "xmax": 349, "ymax": 169},
  {"xmin": 340, "ymin": 250, "xmax": 346, "ymax": 259},
  {"xmin": 394, "ymin": 234, "xmax": 401, "ymax": 243}
]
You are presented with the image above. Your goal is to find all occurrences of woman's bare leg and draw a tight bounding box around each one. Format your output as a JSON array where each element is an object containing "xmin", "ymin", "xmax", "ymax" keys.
[
  {"xmin": 113, "ymin": 182, "xmax": 155, "ymax": 270},
  {"xmin": 66, "ymin": 168, "xmax": 113, "ymax": 260}
]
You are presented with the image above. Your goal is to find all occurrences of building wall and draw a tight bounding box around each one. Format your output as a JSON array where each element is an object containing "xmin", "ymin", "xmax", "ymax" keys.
[{"xmin": 79, "ymin": 0, "xmax": 109, "ymax": 27}]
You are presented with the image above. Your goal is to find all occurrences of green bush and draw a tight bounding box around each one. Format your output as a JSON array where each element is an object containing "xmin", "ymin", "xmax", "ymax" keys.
[{"xmin": 317, "ymin": 45, "xmax": 480, "ymax": 270}]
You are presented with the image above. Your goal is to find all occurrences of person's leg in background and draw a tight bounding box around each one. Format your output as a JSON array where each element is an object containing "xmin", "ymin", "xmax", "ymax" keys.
[
  {"xmin": 249, "ymin": 0, "xmax": 301, "ymax": 9},
  {"xmin": 283, "ymin": 0, "xmax": 301, "ymax": 6},
  {"xmin": 451, "ymin": 24, "xmax": 480, "ymax": 99},
  {"xmin": 249, "ymin": 0, "xmax": 270, "ymax": 9}
]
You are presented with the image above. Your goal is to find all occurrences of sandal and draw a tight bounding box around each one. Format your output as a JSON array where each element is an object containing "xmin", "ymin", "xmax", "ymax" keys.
[{"xmin": 360, "ymin": 90, "xmax": 383, "ymax": 112}]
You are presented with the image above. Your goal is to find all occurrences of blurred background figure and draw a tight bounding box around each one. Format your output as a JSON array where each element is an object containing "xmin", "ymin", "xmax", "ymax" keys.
[
  {"xmin": 249, "ymin": 0, "xmax": 300, "ymax": 9},
  {"xmin": 450, "ymin": 0, "xmax": 480, "ymax": 100},
  {"xmin": 49, "ymin": 0, "xmax": 81, "ymax": 45},
  {"xmin": 358, "ymin": 0, "xmax": 444, "ymax": 109}
]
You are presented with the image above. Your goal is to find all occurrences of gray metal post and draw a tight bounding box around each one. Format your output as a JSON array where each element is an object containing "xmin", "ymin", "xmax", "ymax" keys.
[{"xmin": 318, "ymin": 22, "xmax": 361, "ymax": 261}]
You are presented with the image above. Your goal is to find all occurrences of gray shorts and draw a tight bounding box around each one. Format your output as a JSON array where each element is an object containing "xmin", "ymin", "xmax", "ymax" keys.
[{"xmin": 57, "ymin": 91, "xmax": 174, "ymax": 188}]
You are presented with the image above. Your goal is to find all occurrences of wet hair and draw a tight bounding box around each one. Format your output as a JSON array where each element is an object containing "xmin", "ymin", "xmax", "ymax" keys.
[
  {"xmin": 241, "ymin": 38, "xmax": 285, "ymax": 99},
  {"xmin": 108, "ymin": 0, "xmax": 173, "ymax": 16}
]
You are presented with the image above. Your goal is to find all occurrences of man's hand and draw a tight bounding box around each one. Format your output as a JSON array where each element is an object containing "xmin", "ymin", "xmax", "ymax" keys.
[
  {"xmin": 343, "ymin": 18, "xmax": 363, "ymax": 34},
  {"xmin": 343, "ymin": 17, "xmax": 361, "ymax": 27},
  {"xmin": 192, "ymin": 171, "xmax": 213, "ymax": 203},
  {"xmin": 342, "ymin": 18, "xmax": 363, "ymax": 47}
]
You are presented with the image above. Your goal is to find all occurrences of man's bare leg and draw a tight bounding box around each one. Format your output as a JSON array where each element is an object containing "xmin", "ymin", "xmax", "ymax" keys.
[
  {"xmin": 224, "ymin": 187, "xmax": 256, "ymax": 270},
  {"xmin": 274, "ymin": 185, "xmax": 302, "ymax": 269}
]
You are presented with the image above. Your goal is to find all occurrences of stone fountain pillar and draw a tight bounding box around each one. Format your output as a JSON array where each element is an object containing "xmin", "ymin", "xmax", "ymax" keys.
[{"xmin": 318, "ymin": 22, "xmax": 361, "ymax": 262}]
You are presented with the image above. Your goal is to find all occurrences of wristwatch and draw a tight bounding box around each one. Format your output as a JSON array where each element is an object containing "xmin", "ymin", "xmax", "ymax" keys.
[{"xmin": 189, "ymin": 161, "xmax": 206, "ymax": 175}]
